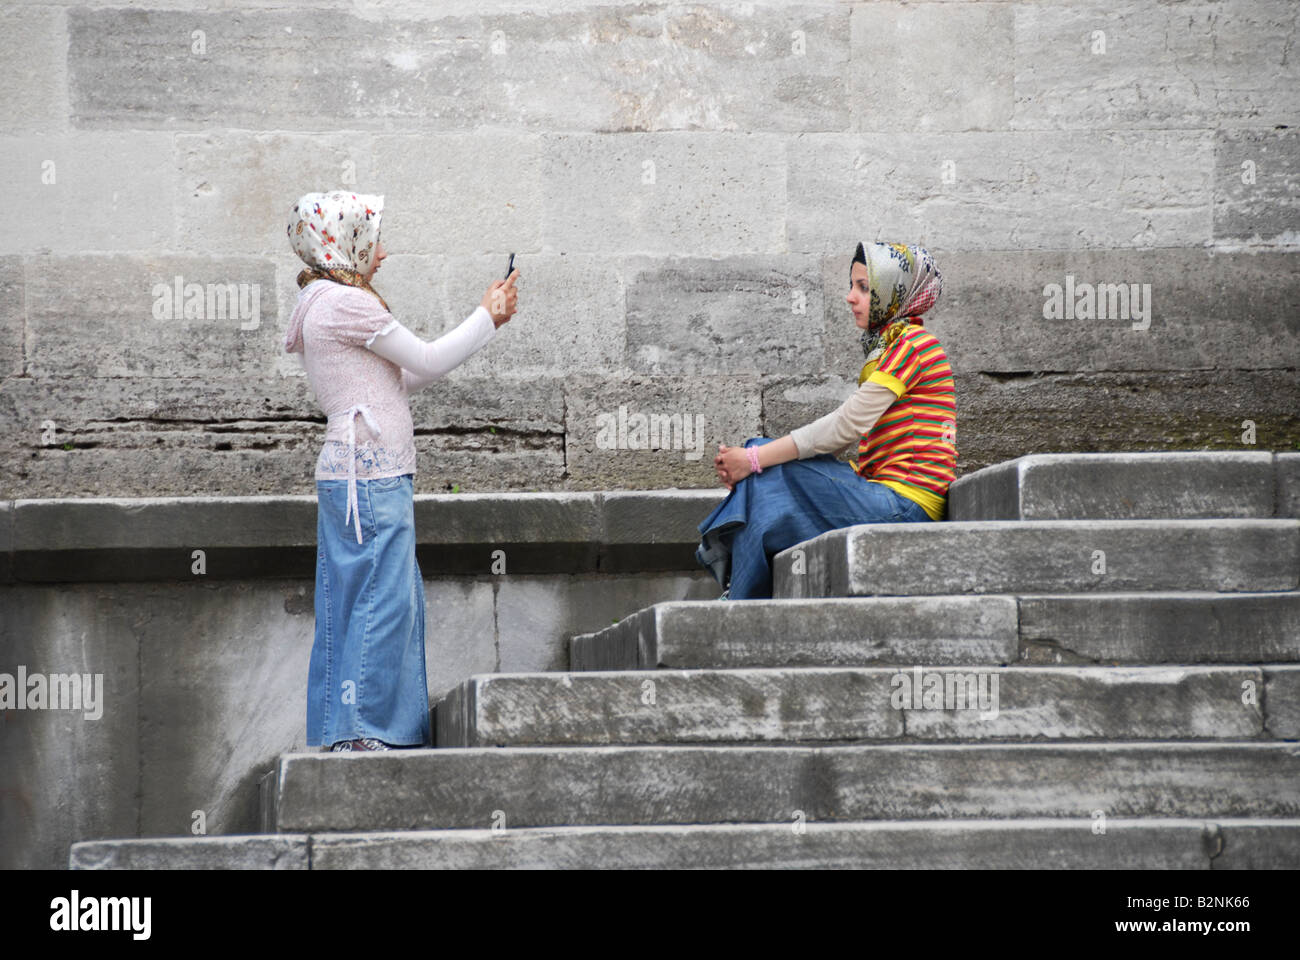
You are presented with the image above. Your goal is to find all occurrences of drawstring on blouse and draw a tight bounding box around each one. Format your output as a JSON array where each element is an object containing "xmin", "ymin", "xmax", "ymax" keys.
[{"xmin": 328, "ymin": 403, "xmax": 383, "ymax": 544}]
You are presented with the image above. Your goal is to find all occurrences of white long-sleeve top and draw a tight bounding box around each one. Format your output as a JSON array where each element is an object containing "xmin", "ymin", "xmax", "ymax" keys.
[{"xmin": 788, "ymin": 380, "xmax": 898, "ymax": 459}]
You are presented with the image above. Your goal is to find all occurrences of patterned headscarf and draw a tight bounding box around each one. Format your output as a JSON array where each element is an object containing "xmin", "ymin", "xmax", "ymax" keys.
[
  {"xmin": 284, "ymin": 191, "xmax": 388, "ymax": 353},
  {"xmin": 853, "ymin": 241, "xmax": 942, "ymax": 363}
]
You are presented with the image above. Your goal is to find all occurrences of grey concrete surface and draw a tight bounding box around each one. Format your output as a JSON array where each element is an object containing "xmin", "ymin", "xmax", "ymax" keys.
[
  {"xmin": 948, "ymin": 452, "xmax": 1280, "ymax": 521},
  {"xmin": 0, "ymin": 565, "xmax": 717, "ymax": 870},
  {"xmin": 571, "ymin": 596, "xmax": 1020, "ymax": 670},
  {"xmin": 1017, "ymin": 592, "xmax": 1300, "ymax": 663},
  {"xmin": 71, "ymin": 819, "xmax": 1300, "ymax": 870},
  {"xmin": 435, "ymin": 666, "xmax": 1266, "ymax": 746},
  {"xmin": 773, "ymin": 519, "xmax": 1300, "ymax": 598},
  {"xmin": 271, "ymin": 743, "xmax": 1300, "ymax": 833}
]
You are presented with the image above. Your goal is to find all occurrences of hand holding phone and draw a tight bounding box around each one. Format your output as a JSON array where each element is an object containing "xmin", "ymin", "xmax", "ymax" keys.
[{"xmin": 482, "ymin": 254, "xmax": 520, "ymax": 326}]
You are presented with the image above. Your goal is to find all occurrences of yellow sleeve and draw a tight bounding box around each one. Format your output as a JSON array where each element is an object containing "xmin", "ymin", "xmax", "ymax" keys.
[{"xmin": 866, "ymin": 369, "xmax": 907, "ymax": 398}]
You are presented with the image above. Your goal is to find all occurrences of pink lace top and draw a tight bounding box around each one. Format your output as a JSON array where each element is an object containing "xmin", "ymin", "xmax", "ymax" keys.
[
  {"xmin": 289, "ymin": 277, "xmax": 499, "ymax": 544},
  {"xmin": 293, "ymin": 280, "xmax": 414, "ymax": 482}
]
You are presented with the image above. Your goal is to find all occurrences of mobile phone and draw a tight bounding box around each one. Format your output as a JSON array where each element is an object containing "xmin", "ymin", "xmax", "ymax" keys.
[{"xmin": 504, "ymin": 253, "xmax": 515, "ymax": 281}]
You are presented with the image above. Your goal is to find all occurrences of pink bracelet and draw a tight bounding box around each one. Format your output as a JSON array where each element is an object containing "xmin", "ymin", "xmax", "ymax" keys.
[{"xmin": 746, "ymin": 446, "xmax": 762, "ymax": 475}]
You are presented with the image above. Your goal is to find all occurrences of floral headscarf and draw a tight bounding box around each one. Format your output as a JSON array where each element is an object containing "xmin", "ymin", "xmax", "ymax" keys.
[
  {"xmin": 854, "ymin": 241, "xmax": 942, "ymax": 363},
  {"xmin": 284, "ymin": 191, "xmax": 388, "ymax": 353}
]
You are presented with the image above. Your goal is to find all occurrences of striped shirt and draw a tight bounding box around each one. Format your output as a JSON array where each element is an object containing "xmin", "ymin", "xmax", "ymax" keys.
[{"xmin": 855, "ymin": 323, "xmax": 957, "ymax": 520}]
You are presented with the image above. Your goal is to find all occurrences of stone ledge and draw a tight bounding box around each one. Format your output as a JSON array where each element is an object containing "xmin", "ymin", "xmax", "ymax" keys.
[
  {"xmin": 271, "ymin": 742, "xmax": 1300, "ymax": 833},
  {"xmin": 68, "ymin": 820, "xmax": 1300, "ymax": 870},
  {"xmin": 0, "ymin": 489, "xmax": 725, "ymax": 583},
  {"xmin": 948, "ymin": 451, "xmax": 1294, "ymax": 521}
]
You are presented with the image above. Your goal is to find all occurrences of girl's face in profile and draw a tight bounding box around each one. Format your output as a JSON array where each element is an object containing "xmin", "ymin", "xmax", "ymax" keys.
[
  {"xmin": 366, "ymin": 238, "xmax": 387, "ymax": 279},
  {"xmin": 846, "ymin": 261, "xmax": 870, "ymax": 330}
]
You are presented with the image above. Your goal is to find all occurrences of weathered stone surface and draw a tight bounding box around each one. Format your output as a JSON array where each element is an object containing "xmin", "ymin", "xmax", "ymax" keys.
[
  {"xmin": 437, "ymin": 665, "xmax": 1262, "ymax": 746},
  {"xmin": 1018, "ymin": 592, "xmax": 1300, "ymax": 664},
  {"xmin": 571, "ymin": 596, "xmax": 1020, "ymax": 670},
  {"xmin": 69, "ymin": 7, "xmax": 850, "ymax": 132},
  {"xmin": 12, "ymin": 496, "xmax": 317, "ymax": 552},
  {"xmin": 1213, "ymin": 820, "xmax": 1300, "ymax": 869},
  {"xmin": 437, "ymin": 668, "xmax": 907, "ymax": 746},
  {"xmin": 76, "ymin": 817, "xmax": 1300, "ymax": 870},
  {"xmin": 626, "ymin": 256, "xmax": 825, "ymax": 375},
  {"xmin": 773, "ymin": 520, "xmax": 1300, "ymax": 598},
  {"xmin": 370, "ymin": 136, "xmax": 542, "ymax": 255},
  {"xmin": 0, "ymin": 137, "xmax": 175, "ymax": 254},
  {"xmin": 439, "ymin": 255, "xmax": 625, "ymax": 377},
  {"xmin": 851, "ymin": 3, "xmax": 1013, "ymax": 132},
  {"xmin": 788, "ymin": 131, "xmax": 1214, "ymax": 255},
  {"xmin": 403, "ymin": 375, "xmax": 568, "ymax": 493},
  {"xmin": 0, "ymin": 502, "xmax": 11, "ymax": 584},
  {"xmin": 1214, "ymin": 128, "xmax": 1300, "ymax": 245},
  {"xmin": 817, "ymin": 247, "xmax": 1300, "ymax": 376},
  {"xmin": 2, "ymin": 7, "xmax": 67, "ymax": 132},
  {"xmin": 178, "ymin": 133, "xmax": 378, "ymax": 259},
  {"xmin": 563, "ymin": 374, "xmax": 761, "ymax": 489},
  {"xmin": 1276, "ymin": 453, "xmax": 1300, "ymax": 518},
  {"xmin": 825, "ymin": 743, "xmax": 1300, "ymax": 820},
  {"xmin": 903, "ymin": 666, "xmax": 1262, "ymax": 741},
  {"xmin": 1264, "ymin": 667, "xmax": 1300, "ymax": 740},
  {"xmin": 764, "ymin": 371, "xmax": 1300, "ymax": 479},
  {"xmin": 542, "ymin": 134, "xmax": 787, "ymax": 256},
  {"xmin": 70, "ymin": 835, "xmax": 309, "ymax": 870},
  {"xmin": 0, "ymin": 370, "xmax": 318, "ymax": 486},
  {"xmin": 926, "ymin": 249, "xmax": 1299, "ymax": 374},
  {"xmin": 0, "ymin": 490, "xmax": 727, "ymax": 582},
  {"xmin": 600, "ymin": 490, "xmax": 725, "ymax": 571},
  {"xmin": 307, "ymin": 819, "xmax": 1219, "ymax": 870},
  {"xmin": 26, "ymin": 255, "xmax": 279, "ymax": 379},
  {"xmin": 948, "ymin": 452, "xmax": 1278, "ymax": 520},
  {"xmin": 3, "ymin": 564, "xmax": 722, "ymax": 868},
  {"xmin": 0, "ymin": 258, "xmax": 22, "ymax": 378},
  {"xmin": 423, "ymin": 579, "xmax": 498, "ymax": 703},
  {"xmin": 273, "ymin": 742, "xmax": 1300, "ymax": 833},
  {"xmin": 0, "ymin": 586, "xmax": 140, "ymax": 871},
  {"xmin": 1013, "ymin": 1, "xmax": 1299, "ymax": 129},
  {"xmin": 496, "ymin": 573, "xmax": 717, "ymax": 674},
  {"xmin": 135, "ymin": 581, "xmax": 316, "ymax": 842}
]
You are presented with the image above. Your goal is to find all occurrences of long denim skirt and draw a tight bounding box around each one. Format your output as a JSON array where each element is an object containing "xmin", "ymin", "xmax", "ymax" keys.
[
  {"xmin": 695, "ymin": 436, "xmax": 933, "ymax": 600},
  {"xmin": 308, "ymin": 473, "xmax": 430, "ymax": 747}
]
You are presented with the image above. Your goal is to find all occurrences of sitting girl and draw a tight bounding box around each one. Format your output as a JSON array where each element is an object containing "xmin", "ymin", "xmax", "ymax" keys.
[{"xmin": 697, "ymin": 241, "xmax": 956, "ymax": 599}]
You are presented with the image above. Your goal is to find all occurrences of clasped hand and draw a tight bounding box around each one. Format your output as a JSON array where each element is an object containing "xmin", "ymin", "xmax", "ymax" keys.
[{"xmin": 714, "ymin": 443, "xmax": 753, "ymax": 492}]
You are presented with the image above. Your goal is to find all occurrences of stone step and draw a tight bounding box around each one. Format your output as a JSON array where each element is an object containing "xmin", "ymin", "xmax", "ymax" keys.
[
  {"xmin": 1019, "ymin": 591, "xmax": 1300, "ymax": 664},
  {"xmin": 434, "ymin": 665, "xmax": 1295, "ymax": 746},
  {"xmin": 772, "ymin": 519, "xmax": 1299, "ymax": 598},
  {"xmin": 570, "ymin": 592, "xmax": 1300, "ymax": 670},
  {"xmin": 269, "ymin": 743, "xmax": 1300, "ymax": 834},
  {"xmin": 69, "ymin": 818, "xmax": 1300, "ymax": 870},
  {"xmin": 571, "ymin": 596, "xmax": 1019, "ymax": 670},
  {"xmin": 947, "ymin": 452, "xmax": 1298, "ymax": 521}
]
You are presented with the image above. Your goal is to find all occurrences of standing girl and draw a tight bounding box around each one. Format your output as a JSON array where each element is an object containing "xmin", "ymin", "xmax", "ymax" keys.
[{"xmin": 283, "ymin": 191, "xmax": 519, "ymax": 751}]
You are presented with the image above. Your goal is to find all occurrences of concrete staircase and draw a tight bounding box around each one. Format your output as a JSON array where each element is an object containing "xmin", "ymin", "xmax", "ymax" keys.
[{"xmin": 70, "ymin": 452, "xmax": 1300, "ymax": 869}]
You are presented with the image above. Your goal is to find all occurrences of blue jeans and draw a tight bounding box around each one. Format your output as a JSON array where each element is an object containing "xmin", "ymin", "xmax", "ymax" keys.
[
  {"xmin": 308, "ymin": 474, "xmax": 430, "ymax": 747},
  {"xmin": 696, "ymin": 436, "xmax": 933, "ymax": 599}
]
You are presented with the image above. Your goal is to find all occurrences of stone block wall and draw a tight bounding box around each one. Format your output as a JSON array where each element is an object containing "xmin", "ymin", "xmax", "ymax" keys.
[{"xmin": 1, "ymin": 0, "xmax": 1296, "ymax": 496}]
